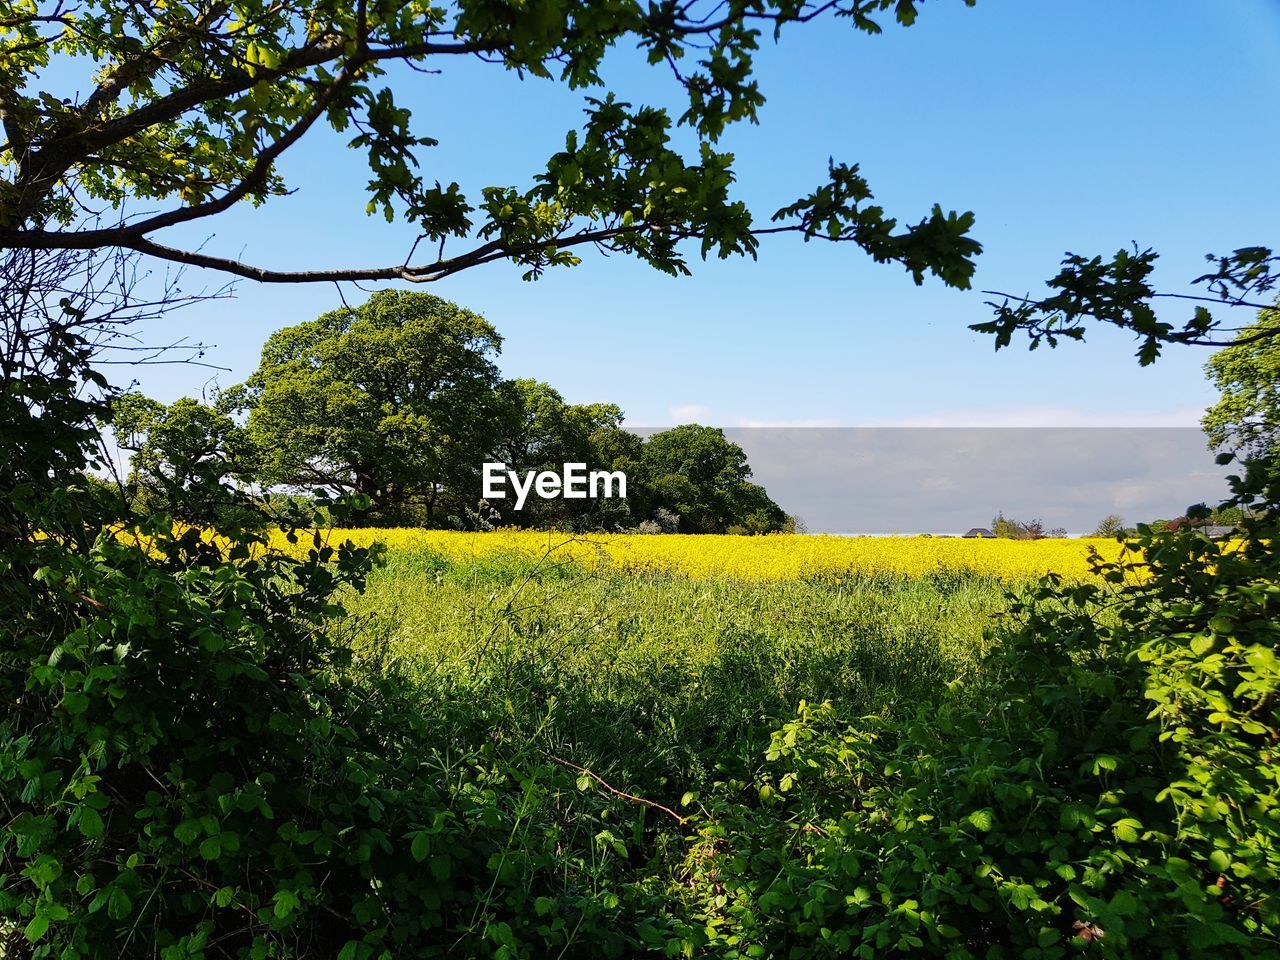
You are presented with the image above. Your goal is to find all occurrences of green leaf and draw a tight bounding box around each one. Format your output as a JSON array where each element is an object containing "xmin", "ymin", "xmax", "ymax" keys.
[
  {"xmin": 107, "ymin": 887, "xmax": 133, "ymax": 921},
  {"xmin": 24, "ymin": 913, "xmax": 49, "ymax": 942},
  {"xmin": 410, "ymin": 831, "xmax": 431, "ymax": 862},
  {"xmin": 273, "ymin": 889, "xmax": 300, "ymax": 920},
  {"xmin": 78, "ymin": 806, "xmax": 104, "ymax": 839},
  {"xmin": 1110, "ymin": 890, "xmax": 1138, "ymax": 916},
  {"xmin": 967, "ymin": 808, "xmax": 995, "ymax": 831},
  {"xmin": 1092, "ymin": 754, "xmax": 1119, "ymax": 774},
  {"xmin": 1112, "ymin": 818, "xmax": 1141, "ymax": 842}
]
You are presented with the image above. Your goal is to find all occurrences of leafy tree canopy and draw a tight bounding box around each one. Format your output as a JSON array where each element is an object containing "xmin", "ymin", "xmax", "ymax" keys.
[
  {"xmin": 111, "ymin": 390, "xmax": 256, "ymax": 526},
  {"xmin": 638, "ymin": 423, "xmax": 786, "ymax": 533},
  {"xmin": 1203, "ymin": 301, "xmax": 1280, "ymax": 470},
  {"xmin": 234, "ymin": 289, "xmax": 504, "ymax": 523},
  {"xmin": 119, "ymin": 293, "xmax": 790, "ymax": 532},
  {"xmin": 1089, "ymin": 513, "xmax": 1128, "ymax": 539},
  {"xmin": 989, "ymin": 511, "xmax": 1065, "ymax": 540},
  {"xmin": 493, "ymin": 378, "xmax": 623, "ymax": 472},
  {"xmin": 488, "ymin": 377, "xmax": 632, "ymax": 526},
  {"xmin": 0, "ymin": 0, "xmax": 981, "ymax": 288}
]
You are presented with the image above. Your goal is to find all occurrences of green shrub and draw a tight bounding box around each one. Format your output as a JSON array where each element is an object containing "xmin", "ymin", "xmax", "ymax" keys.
[
  {"xmin": 677, "ymin": 471, "xmax": 1280, "ymax": 959},
  {"xmin": 0, "ymin": 338, "xmax": 642, "ymax": 959}
]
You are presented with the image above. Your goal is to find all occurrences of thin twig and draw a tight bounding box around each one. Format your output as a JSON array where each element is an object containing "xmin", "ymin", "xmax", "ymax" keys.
[{"xmin": 545, "ymin": 753, "xmax": 688, "ymax": 824}]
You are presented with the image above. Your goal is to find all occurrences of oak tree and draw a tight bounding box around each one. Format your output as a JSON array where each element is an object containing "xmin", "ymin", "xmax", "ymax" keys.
[
  {"xmin": 234, "ymin": 289, "xmax": 503, "ymax": 522},
  {"xmin": 1, "ymin": 0, "xmax": 981, "ymax": 287}
]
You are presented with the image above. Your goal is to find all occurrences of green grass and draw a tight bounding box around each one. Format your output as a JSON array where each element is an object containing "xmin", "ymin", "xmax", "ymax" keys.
[{"xmin": 346, "ymin": 548, "xmax": 1013, "ymax": 798}]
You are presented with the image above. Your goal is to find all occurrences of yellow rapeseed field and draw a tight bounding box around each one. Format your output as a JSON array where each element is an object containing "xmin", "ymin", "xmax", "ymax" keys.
[{"xmin": 283, "ymin": 529, "xmax": 1129, "ymax": 582}]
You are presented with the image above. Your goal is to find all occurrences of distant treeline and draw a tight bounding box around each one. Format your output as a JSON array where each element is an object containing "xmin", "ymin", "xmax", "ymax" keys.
[
  {"xmin": 110, "ymin": 291, "xmax": 793, "ymax": 534},
  {"xmin": 983, "ymin": 507, "xmax": 1248, "ymax": 541}
]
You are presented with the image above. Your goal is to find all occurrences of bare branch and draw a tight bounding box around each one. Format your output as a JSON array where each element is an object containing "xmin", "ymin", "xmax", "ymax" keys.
[
  {"xmin": 545, "ymin": 753, "xmax": 689, "ymax": 824},
  {"xmin": 0, "ymin": 219, "xmax": 821, "ymax": 284}
]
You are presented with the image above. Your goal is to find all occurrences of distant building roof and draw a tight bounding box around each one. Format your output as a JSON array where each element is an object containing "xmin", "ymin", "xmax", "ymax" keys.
[
  {"xmin": 1168, "ymin": 517, "xmax": 1237, "ymax": 538},
  {"xmin": 963, "ymin": 527, "xmax": 994, "ymax": 538}
]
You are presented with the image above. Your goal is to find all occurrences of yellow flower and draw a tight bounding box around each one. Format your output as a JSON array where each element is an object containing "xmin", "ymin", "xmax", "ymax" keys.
[{"xmin": 271, "ymin": 528, "xmax": 1126, "ymax": 583}]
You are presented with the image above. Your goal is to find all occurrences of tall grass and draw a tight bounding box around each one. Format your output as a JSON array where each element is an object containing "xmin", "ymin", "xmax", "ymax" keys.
[{"xmin": 345, "ymin": 547, "xmax": 1012, "ymax": 800}]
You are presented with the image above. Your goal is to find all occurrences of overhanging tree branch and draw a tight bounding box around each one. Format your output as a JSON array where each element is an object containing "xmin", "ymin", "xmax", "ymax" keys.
[
  {"xmin": 2, "ymin": 0, "xmax": 984, "ymax": 290},
  {"xmin": 0, "ymin": 215, "xmax": 970, "ymax": 285},
  {"xmin": 975, "ymin": 246, "xmax": 1280, "ymax": 363},
  {"xmin": 982, "ymin": 289, "xmax": 1280, "ymax": 348}
]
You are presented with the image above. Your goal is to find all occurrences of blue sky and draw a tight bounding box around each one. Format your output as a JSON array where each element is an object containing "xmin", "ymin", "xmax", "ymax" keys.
[{"xmin": 127, "ymin": 0, "xmax": 1280, "ymax": 429}]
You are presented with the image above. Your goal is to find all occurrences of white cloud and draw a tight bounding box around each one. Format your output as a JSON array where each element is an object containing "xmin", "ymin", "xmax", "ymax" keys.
[
  {"xmin": 668, "ymin": 403, "xmax": 714, "ymax": 423},
  {"xmin": 734, "ymin": 417, "xmax": 842, "ymax": 428},
  {"xmin": 647, "ymin": 405, "xmax": 1203, "ymax": 430}
]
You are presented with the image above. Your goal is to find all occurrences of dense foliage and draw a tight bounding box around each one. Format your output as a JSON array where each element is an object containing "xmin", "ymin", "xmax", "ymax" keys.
[
  {"xmin": 489, "ymin": 378, "xmax": 635, "ymax": 529},
  {"xmin": 675, "ymin": 470, "xmax": 1280, "ymax": 958},
  {"xmin": 232, "ymin": 289, "xmax": 506, "ymax": 525},
  {"xmin": 4, "ymin": 328, "xmax": 1280, "ymax": 958},
  {"xmin": 3, "ymin": 0, "xmax": 1277, "ymax": 953},
  {"xmin": 1, "ymin": 333, "xmax": 651, "ymax": 958},
  {"xmin": 111, "ymin": 392, "xmax": 260, "ymax": 529},
  {"xmin": 629, "ymin": 425, "xmax": 788, "ymax": 534}
]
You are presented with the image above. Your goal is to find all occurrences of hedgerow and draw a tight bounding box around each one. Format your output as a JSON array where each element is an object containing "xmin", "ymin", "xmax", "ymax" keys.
[
  {"xmin": 4, "ymin": 330, "xmax": 1279, "ymax": 959},
  {"xmin": 0, "ymin": 335, "xmax": 643, "ymax": 959},
  {"xmin": 676, "ymin": 469, "xmax": 1280, "ymax": 958}
]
